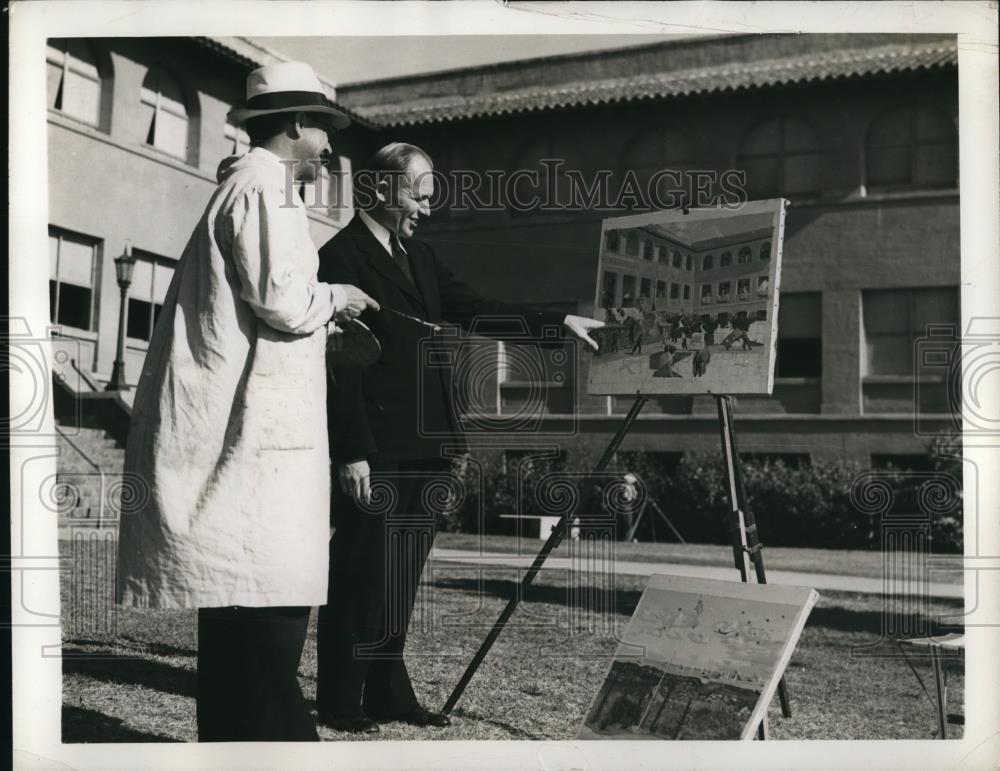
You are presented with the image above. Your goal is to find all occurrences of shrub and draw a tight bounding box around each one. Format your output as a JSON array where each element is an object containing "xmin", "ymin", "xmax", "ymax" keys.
[{"xmin": 440, "ymin": 441, "xmax": 964, "ymax": 553}]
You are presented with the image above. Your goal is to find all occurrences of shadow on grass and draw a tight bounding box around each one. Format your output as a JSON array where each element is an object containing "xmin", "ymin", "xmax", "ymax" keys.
[
  {"xmin": 430, "ymin": 576, "xmax": 964, "ymax": 638},
  {"xmin": 62, "ymin": 705, "xmax": 180, "ymax": 743},
  {"xmin": 450, "ymin": 708, "xmax": 543, "ymax": 739},
  {"xmin": 65, "ymin": 637, "xmax": 197, "ymax": 659},
  {"xmin": 808, "ymin": 604, "xmax": 964, "ymax": 638},
  {"xmin": 431, "ymin": 576, "xmax": 643, "ymax": 616},
  {"xmin": 64, "ymin": 652, "xmax": 196, "ymax": 698}
]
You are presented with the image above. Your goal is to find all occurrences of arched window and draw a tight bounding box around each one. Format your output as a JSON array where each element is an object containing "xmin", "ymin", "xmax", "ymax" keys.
[
  {"xmin": 657, "ymin": 246, "xmax": 668, "ymax": 264},
  {"xmin": 643, "ymin": 241, "xmax": 654, "ymax": 260},
  {"xmin": 224, "ymin": 120, "xmax": 250, "ymax": 156},
  {"xmin": 620, "ymin": 126, "xmax": 695, "ymax": 205},
  {"xmin": 46, "ymin": 39, "xmax": 102, "ymax": 125},
  {"xmin": 606, "ymin": 231, "xmax": 620, "ymax": 252},
  {"xmin": 625, "ymin": 232, "xmax": 640, "ymax": 256},
  {"xmin": 672, "ymin": 250, "xmax": 682, "ymax": 268},
  {"xmin": 720, "ymin": 251, "xmax": 732, "ymax": 267},
  {"xmin": 738, "ymin": 247, "xmax": 752, "ymax": 264},
  {"xmin": 686, "ymin": 254, "xmax": 693, "ymax": 271},
  {"xmin": 760, "ymin": 241, "xmax": 771, "ymax": 260},
  {"xmin": 865, "ymin": 105, "xmax": 957, "ymax": 190},
  {"xmin": 141, "ymin": 66, "xmax": 190, "ymax": 160},
  {"xmin": 737, "ymin": 116, "xmax": 821, "ymax": 198},
  {"xmin": 703, "ymin": 254, "xmax": 714, "ymax": 270}
]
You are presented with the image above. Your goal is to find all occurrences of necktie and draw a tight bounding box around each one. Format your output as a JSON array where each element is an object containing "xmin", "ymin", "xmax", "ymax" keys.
[{"xmin": 390, "ymin": 235, "xmax": 414, "ymax": 284}]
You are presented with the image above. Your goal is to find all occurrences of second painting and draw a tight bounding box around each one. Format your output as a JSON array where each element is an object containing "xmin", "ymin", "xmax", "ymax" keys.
[{"xmin": 587, "ymin": 200, "xmax": 786, "ymax": 396}]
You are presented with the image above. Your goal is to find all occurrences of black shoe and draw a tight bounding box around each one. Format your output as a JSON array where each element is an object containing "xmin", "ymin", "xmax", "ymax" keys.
[
  {"xmin": 370, "ymin": 706, "xmax": 451, "ymax": 727},
  {"xmin": 318, "ymin": 713, "xmax": 380, "ymax": 734}
]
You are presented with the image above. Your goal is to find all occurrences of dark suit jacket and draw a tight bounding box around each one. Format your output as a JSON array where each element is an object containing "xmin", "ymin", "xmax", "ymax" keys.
[{"xmin": 317, "ymin": 215, "xmax": 567, "ymax": 463}]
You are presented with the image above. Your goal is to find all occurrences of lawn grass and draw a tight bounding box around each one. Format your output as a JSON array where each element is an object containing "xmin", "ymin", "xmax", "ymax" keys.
[
  {"xmin": 435, "ymin": 532, "xmax": 964, "ymax": 583},
  {"xmin": 60, "ymin": 536, "xmax": 964, "ymax": 743}
]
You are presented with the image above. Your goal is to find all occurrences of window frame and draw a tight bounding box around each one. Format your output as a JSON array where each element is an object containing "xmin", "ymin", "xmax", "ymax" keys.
[
  {"xmin": 49, "ymin": 227, "xmax": 99, "ymax": 332},
  {"xmin": 864, "ymin": 104, "xmax": 958, "ymax": 192},
  {"xmin": 737, "ymin": 115, "xmax": 822, "ymax": 198},
  {"xmin": 126, "ymin": 250, "xmax": 176, "ymax": 344},
  {"xmin": 140, "ymin": 65, "xmax": 192, "ymax": 162},
  {"xmin": 46, "ymin": 38, "xmax": 103, "ymax": 127},
  {"xmin": 862, "ymin": 286, "xmax": 960, "ymax": 378}
]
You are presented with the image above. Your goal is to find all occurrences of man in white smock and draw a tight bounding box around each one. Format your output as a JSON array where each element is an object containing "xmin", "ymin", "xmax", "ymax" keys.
[{"xmin": 117, "ymin": 62, "xmax": 378, "ymax": 742}]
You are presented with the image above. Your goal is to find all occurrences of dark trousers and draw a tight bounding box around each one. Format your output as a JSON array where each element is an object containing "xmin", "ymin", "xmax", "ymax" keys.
[
  {"xmin": 317, "ymin": 458, "xmax": 446, "ymax": 718},
  {"xmin": 197, "ymin": 605, "xmax": 317, "ymax": 742}
]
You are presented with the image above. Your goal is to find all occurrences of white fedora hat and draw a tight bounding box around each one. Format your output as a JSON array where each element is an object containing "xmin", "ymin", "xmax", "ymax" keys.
[{"xmin": 228, "ymin": 61, "xmax": 350, "ymax": 128}]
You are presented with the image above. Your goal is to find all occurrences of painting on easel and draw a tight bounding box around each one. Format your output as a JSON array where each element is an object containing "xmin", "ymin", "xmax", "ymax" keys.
[
  {"xmin": 578, "ymin": 574, "xmax": 818, "ymax": 741},
  {"xmin": 587, "ymin": 199, "xmax": 787, "ymax": 396}
]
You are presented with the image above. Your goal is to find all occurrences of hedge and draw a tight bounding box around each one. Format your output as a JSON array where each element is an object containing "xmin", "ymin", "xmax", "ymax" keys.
[{"xmin": 439, "ymin": 440, "xmax": 963, "ymax": 553}]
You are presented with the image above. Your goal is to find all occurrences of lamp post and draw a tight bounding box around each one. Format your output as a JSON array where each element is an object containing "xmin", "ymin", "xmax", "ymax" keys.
[{"xmin": 106, "ymin": 240, "xmax": 136, "ymax": 391}]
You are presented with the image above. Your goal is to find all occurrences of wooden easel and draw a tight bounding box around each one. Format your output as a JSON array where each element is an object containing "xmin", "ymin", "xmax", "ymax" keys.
[
  {"xmin": 716, "ymin": 393, "xmax": 792, "ymax": 738},
  {"xmin": 442, "ymin": 393, "xmax": 792, "ymax": 738}
]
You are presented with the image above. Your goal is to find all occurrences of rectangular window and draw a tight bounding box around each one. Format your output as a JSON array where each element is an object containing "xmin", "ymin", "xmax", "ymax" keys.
[
  {"xmin": 602, "ymin": 271, "xmax": 618, "ymax": 307},
  {"xmin": 700, "ymin": 284, "xmax": 712, "ymax": 305},
  {"xmin": 670, "ymin": 283, "xmax": 680, "ymax": 299},
  {"xmin": 737, "ymin": 278, "xmax": 751, "ymax": 300},
  {"xmin": 683, "ymin": 285, "xmax": 691, "ymax": 300},
  {"xmin": 48, "ymin": 227, "xmax": 97, "ymax": 331},
  {"xmin": 46, "ymin": 40, "xmax": 101, "ymax": 125},
  {"xmin": 717, "ymin": 281, "xmax": 731, "ymax": 301},
  {"xmin": 639, "ymin": 278, "xmax": 652, "ymax": 299},
  {"xmin": 655, "ymin": 280, "xmax": 666, "ymax": 299},
  {"xmin": 127, "ymin": 250, "xmax": 175, "ymax": 342},
  {"xmin": 776, "ymin": 292, "xmax": 821, "ymax": 378},
  {"xmin": 621, "ymin": 275, "xmax": 636, "ymax": 307},
  {"xmin": 862, "ymin": 287, "xmax": 959, "ymax": 376}
]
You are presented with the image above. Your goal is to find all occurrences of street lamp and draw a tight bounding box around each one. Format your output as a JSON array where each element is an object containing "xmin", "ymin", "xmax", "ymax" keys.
[{"xmin": 106, "ymin": 240, "xmax": 136, "ymax": 391}]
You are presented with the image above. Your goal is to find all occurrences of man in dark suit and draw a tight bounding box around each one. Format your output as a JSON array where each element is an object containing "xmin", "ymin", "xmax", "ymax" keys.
[{"xmin": 316, "ymin": 143, "xmax": 602, "ymax": 733}]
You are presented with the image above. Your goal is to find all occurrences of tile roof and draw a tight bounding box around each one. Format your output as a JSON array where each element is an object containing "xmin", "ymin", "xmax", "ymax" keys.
[{"xmin": 341, "ymin": 39, "xmax": 957, "ymax": 127}]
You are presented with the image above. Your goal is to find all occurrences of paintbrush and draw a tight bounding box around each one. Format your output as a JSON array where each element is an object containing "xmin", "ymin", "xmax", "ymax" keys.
[{"xmin": 382, "ymin": 306, "xmax": 443, "ymax": 332}]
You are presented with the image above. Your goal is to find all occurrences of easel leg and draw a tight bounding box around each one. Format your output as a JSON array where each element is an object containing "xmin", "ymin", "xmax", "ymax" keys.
[
  {"xmin": 932, "ymin": 647, "xmax": 947, "ymax": 739},
  {"xmin": 716, "ymin": 395, "xmax": 793, "ymax": 722},
  {"xmin": 441, "ymin": 395, "xmax": 649, "ymax": 715}
]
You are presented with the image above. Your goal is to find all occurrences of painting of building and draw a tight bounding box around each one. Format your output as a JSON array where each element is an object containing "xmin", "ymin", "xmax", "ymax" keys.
[{"xmin": 589, "ymin": 200, "xmax": 784, "ymax": 395}]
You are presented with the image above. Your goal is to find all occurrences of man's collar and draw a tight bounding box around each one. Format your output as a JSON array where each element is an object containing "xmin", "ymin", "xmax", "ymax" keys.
[
  {"xmin": 248, "ymin": 146, "xmax": 284, "ymax": 166},
  {"xmin": 358, "ymin": 210, "xmax": 406, "ymax": 255}
]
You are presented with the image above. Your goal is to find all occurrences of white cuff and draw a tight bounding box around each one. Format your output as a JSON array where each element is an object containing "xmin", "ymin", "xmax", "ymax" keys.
[{"xmin": 330, "ymin": 283, "xmax": 348, "ymax": 316}]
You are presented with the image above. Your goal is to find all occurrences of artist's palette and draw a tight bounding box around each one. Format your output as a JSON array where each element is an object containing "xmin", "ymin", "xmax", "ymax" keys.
[{"xmin": 326, "ymin": 318, "xmax": 381, "ymax": 368}]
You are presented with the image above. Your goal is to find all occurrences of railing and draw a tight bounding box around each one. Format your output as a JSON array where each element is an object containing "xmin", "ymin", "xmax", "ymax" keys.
[
  {"xmin": 54, "ymin": 424, "xmax": 106, "ymax": 528},
  {"xmin": 70, "ymin": 358, "xmax": 101, "ymax": 391}
]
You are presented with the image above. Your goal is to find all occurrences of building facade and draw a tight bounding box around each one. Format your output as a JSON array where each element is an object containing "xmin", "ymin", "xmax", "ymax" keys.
[
  {"xmin": 47, "ymin": 33, "xmax": 961, "ymax": 470},
  {"xmin": 46, "ymin": 36, "xmax": 368, "ymax": 390},
  {"xmin": 336, "ymin": 32, "xmax": 961, "ymax": 467}
]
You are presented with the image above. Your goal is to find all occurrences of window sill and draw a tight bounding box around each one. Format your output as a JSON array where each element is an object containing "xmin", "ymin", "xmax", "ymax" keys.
[
  {"xmin": 50, "ymin": 326, "xmax": 98, "ymax": 342},
  {"xmin": 47, "ymin": 108, "xmax": 102, "ymax": 133},
  {"xmin": 773, "ymin": 377, "xmax": 821, "ymax": 386},
  {"xmin": 125, "ymin": 338, "xmax": 151, "ymax": 351}
]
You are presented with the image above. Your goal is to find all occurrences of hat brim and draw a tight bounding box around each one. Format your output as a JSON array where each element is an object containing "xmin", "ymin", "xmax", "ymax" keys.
[{"xmin": 228, "ymin": 103, "xmax": 351, "ymax": 129}]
